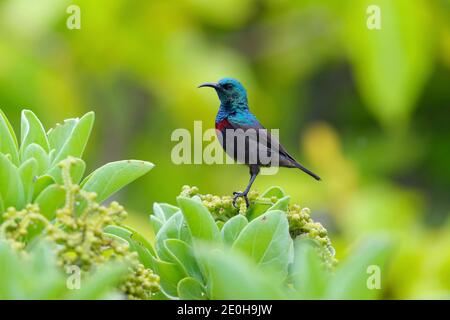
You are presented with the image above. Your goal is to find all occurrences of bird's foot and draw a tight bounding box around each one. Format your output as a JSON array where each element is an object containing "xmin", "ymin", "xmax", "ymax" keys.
[{"xmin": 232, "ymin": 191, "xmax": 249, "ymax": 208}]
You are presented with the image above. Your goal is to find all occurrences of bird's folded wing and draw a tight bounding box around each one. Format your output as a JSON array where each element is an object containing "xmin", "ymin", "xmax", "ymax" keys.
[{"xmin": 226, "ymin": 118, "xmax": 298, "ymax": 166}]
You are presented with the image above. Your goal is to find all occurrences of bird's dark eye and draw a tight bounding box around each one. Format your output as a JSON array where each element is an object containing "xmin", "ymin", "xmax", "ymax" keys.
[{"xmin": 223, "ymin": 84, "xmax": 232, "ymax": 90}]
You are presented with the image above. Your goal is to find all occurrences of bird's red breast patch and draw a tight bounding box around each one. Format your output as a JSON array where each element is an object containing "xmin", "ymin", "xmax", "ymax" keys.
[{"xmin": 215, "ymin": 118, "xmax": 232, "ymax": 131}]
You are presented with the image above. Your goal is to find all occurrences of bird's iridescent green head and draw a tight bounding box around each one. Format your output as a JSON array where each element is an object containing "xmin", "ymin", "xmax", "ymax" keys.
[{"xmin": 199, "ymin": 77, "xmax": 248, "ymax": 109}]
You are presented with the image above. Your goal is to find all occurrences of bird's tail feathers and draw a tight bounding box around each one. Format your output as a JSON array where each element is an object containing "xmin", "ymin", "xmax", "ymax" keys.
[{"xmin": 294, "ymin": 162, "xmax": 321, "ymax": 181}]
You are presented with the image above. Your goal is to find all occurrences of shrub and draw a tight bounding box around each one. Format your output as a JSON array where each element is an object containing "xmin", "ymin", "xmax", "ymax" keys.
[
  {"xmin": 0, "ymin": 109, "xmax": 153, "ymax": 219},
  {"xmin": 109, "ymin": 185, "xmax": 393, "ymax": 300},
  {"xmin": 0, "ymin": 110, "xmax": 158, "ymax": 299}
]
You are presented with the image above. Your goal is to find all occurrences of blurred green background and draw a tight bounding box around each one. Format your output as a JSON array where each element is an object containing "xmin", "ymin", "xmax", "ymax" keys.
[{"xmin": 0, "ymin": 0, "xmax": 449, "ymax": 299}]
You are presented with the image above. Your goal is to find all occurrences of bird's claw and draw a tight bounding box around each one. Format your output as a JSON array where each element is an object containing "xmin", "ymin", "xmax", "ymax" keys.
[{"xmin": 232, "ymin": 191, "xmax": 249, "ymax": 208}]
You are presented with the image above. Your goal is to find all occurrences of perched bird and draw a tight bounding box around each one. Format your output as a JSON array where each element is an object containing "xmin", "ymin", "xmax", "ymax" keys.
[{"xmin": 199, "ymin": 77, "xmax": 320, "ymax": 207}]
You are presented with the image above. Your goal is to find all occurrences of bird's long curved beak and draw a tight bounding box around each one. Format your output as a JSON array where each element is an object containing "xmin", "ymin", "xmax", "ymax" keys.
[{"xmin": 198, "ymin": 82, "xmax": 219, "ymax": 89}]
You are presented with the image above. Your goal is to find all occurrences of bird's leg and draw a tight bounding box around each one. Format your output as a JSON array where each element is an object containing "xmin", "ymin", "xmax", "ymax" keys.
[{"xmin": 233, "ymin": 165, "xmax": 260, "ymax": 208}]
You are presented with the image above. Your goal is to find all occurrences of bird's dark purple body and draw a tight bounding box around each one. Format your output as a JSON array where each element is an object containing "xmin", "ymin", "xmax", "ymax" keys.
[{"xmin": 199, "ymin": 78, "xmax": 320, "ymax": 207}]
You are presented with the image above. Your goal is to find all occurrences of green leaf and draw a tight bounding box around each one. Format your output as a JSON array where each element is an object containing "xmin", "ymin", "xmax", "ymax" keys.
[
  {"xmin": 150, "ymin": 215, "xmax": 163, "ymax": 234},
  {"xmin": 221, "ymin": 214, "xmax": 248, "ymax": 246},
  {"xmin": 177, "ymin": 277, "xmax": 207, "ymax": 300},
  {"xmin": 325, "ymin": 235, "xmax": 393, "ymax": 299},
  {"xmin": 152, "ymin": 256, "xmax": 187, "ymax": 298},
  {"xmin": 177, "ymin": 196, "xmax": 221, "ymax": 243},
  {"xmin": 32, "ymin": 175, "xmax": 55, "ymax": 201},
  {"xmin": 261, "ymin": 186, "xmax": 286, "ymax": 198},
  {"xmin": 164, "ymin": 239, "xmax": 203, "ymax": 281},
  {"xmin": 267, "ymin": 196, "xmax": 290, "ymax": 212},
  {"xmin": 0, "ymin": 153, "xmax": 24, "ymax": 209},
  {"xmin": 47, "ymin": 118, "xmax": 77, "ymax": 155},
  {"xmin": 34, "ymin": 184, "xmax": 65, "ymax": 220},
  {"xmin": 103, "ymin": 225, "xmax": 155, "ymax": 269},
  {"xmin": 51, "ymin": 112, "xmax": 95, "ymax": 166},
  {"xmin": 155, "ymin": 211, "xmax": 191, "ymax": 261},
  {"xmin": 0, "ymin": 109, "xmax": 19, "ymax": 166},
  {"xmin": 81, "ymin": 160, "xmax": 154, "ymax": 203},
  {"xmin": 20, "ymin": 110, "xmax": 49, "ymax": 155},
  {"xmin": 104, "ymin": 232, "xmax": 129, "ymax": 247},
  {"xmin": 232, "ymin": 210, "xmax": 291, "ymax": 277},
  {"xmin": 119, "ymin": 225, "xmax": 156, "ymax": 257},
  {"xmin": 291, "ymin": 238, "xmax": 329, "ymax": 299},
  {"xmin": 49, "ymin": 157, "xmax": 86, "ymax": 185},
  {"xmin": 22, "ymin": 143, "xmax": 50, "ymax": 175},
  {"xmin": 197, "ymin": 245, "xmax": 284, "ymax": 299},
  {"xmin": 246, "ymin": 200, "xmax": 272, "ymax": 221},
  {"xmin": 153, "ymin": 202, "xmax": 180, "ymax": 222},
  {"xmin": 151, "ymin": 202, "xmax": 180, "ymax": 235},
  {"xmin": 18, "ymin": 158, "xmax": 38, "ymax": 204},
  {"xmin": 246, "ymin": 187, "xmax": 287, "ymax": 221}
]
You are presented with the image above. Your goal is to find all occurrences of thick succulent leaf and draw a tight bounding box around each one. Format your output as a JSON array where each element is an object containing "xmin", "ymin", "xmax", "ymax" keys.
[
  {"xmin": 20, "ymin": 109, "xmax": 49, "ymax": 154},
  {"xmin": 103, "ymin": 233, "xmax": 129, "ymax": 247},
  {"xmin": 152, "ymin": 256, "xmax": 187, "ymax": 298},
  {"xmin": 22, "ymin": 143, "xmax": 50, "ymax": 175},
  {"xmin": 291, "ymin": 238, "xmax": 330, "ymax": 299},
  {"xmin": 245, "ymin": 199, "xmax": 273, "ymax": 221},
  {"xmin": 153, "ymin": 202, "xmax": 180, "ymax": 222},
  {"xmin": 34, "ymin": 184, "xmax": 65, "ymax": 220},
  {"xmin": 103, "ymin": 225, "xmax": 155, "ymax": 269},
  {"xmin": 232, "ymin": 210, "xmax": 291, "ymax": 277},
  {"xmin": 177, "ymin": 196, "xmax": 221, "ymax": 243},
  {"xmin": 267, "ymin": 196, "xmax": 290, "ymax": 212},
  {"xmin": 119, "ymin": 225, "xmax": 156, "ymax": 257},
  {"xmin": 47, "ymin": 118, "xmax": 77, "ymax": 155},
  {"xmin": 0, "ymin": 109, "xmax": 19, "ymax": 166},
  {"xmin": 261, "ymin": 186, "xmax": 286, "ymax": 198},
  {"xmin": 32, "ymin": 175, "xmax": 55, "ymax": 201},
  {"xmin": 325, "ymin": 235, "xmax": 393, "ymax": 299},
  {"xmin": 18, "ymin": 158, "xmax": 38, "ymax": 204},
  {"xmin": 81, "ymin": 160, "xmax": 154, "ymax": 203},
  {"xmin": 177, "ymin": 277, "xmax": 207, "ymax": 300},
  {"xmin": 150, "ymin": 215, "xmax": 163, "ymax": 234},
  {"xmin": 0, "ymin": 153, "xmax": 24, "ymax": 209},
  {"xmin": 221, "ymin": 214, "xmax": 248, "ymax": 246},
  {"xmin": 152, "ymin": 202, "xmax": 180, "ymax": 234},
  {"xmin": 164, "ymin": 239, "xmax": 203, "ymax": 281},
  {"xmin": 51, "ymin": 112, "xmax": 95, "ymax": 166},
  {"xmin": 49, "ymin": 157, "xmax": 86, "ymax": 185},
  {"xmin": 155, "ymin": 211, "xmax": 191, "ymax": 261},
  {"xmin": 247, "ymin": 186, "xmax": 287, "ymax": 221},
  {"xmin": 197, "ymin": 245, "xmax": 285, "ymax": 299}
]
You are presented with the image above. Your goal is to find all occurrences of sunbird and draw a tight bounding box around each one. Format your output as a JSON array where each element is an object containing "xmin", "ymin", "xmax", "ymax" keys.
[{"xmin": 199, "ymin": 77, "xmax": 320, "ymax": 207}]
